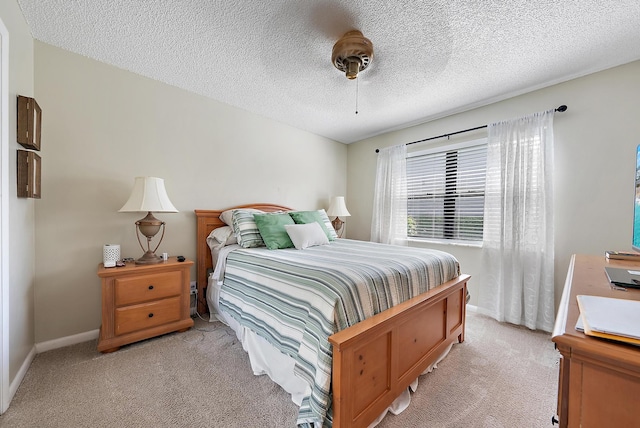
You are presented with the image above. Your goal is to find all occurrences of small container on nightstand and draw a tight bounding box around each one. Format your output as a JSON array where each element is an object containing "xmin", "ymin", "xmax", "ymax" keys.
[{"xmin": 96, "ymin": 256, "xmax": 194, "ymax": 353}]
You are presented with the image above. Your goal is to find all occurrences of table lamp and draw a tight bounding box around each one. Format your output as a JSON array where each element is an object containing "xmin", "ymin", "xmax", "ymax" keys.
[
  {"xmin": 327, "ymin": 196, "xmax": 351, "ymax": 238},
  {"xmin": 119, "ymin": 177, "xmax": 178, "ymax": 264}
]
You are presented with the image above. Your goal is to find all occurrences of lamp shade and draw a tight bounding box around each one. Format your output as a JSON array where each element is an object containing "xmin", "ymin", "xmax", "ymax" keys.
[
  {"xmin": 118, "ymin": 177, "xmax": 178, "ymax": 213},
  {"xmin": 327, "ymin": 196, "xmax": 351, "ymax": 218}
]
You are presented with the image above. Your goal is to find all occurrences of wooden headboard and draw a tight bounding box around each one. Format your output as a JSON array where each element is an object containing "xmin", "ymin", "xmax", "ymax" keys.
[{"xmin": 194, "ymin": 203, "xmax": 293, "ymax": 315}]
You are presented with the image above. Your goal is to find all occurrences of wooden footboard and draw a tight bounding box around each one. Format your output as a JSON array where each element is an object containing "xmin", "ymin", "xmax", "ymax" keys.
[
  {"xmin": 329, "ymin": 274, "xmax": 468, "ymax": 427},
  {"xmin": 195, "ymin": 206, "xmax": 469, "ymax": 427}
]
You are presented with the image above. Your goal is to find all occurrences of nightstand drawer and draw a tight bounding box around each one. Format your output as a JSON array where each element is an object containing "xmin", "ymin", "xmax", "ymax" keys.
[
  {"xmin": 114, "ymin": 296, "xmax": 182, "ymax": 336},
  {"xmin": 114, "ymin": 271, "xmax": 182, "ymax": 306}
]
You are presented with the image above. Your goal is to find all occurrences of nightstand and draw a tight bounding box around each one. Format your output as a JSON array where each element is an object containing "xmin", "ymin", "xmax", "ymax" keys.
[{"xmin": 96, "ymin": 256, "xmax": 194, "ymax": 352}]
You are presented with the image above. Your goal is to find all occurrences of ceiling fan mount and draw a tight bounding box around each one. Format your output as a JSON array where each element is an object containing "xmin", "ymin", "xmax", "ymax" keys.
[{"xmin": 332, "ymin": 30, "xmax": 373, "ymax": 80}]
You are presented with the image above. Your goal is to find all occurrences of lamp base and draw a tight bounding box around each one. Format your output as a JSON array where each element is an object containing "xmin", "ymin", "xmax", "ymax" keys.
[
  {"xmin": 331, "ymin": 217, "xmax": 344, "ymax": 231},
  {"xmin": 331, "ymin": 217, "xmax": 345, "ymax": 238},
  {"xmin": 134, "ymin": 212, "xmax": 166, "ymax": 265},
  {"xmin": 135, "ymin": 250, "xmax": 163, "ymax": 265}
]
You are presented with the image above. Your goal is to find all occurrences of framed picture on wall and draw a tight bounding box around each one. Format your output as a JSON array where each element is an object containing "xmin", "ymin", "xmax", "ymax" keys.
[
  {"xmin": 17, "ymin": 149, "xmax": 41, "ymax": 199},
  {"xmin": 17, "ymin": 95, "xmax": 42, "ymax": 151}
]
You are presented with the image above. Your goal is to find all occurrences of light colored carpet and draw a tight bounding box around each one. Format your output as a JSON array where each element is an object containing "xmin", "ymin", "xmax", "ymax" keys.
[{"xmin": 0, "ymin": 311, "xmax": 559, "ymax": 427}]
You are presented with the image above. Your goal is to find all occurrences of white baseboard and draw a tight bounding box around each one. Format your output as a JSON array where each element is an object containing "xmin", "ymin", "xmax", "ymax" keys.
[
  {"xmin": 8, "ymin": 346, "xmax": 35, "ymax": 407},
  {"xmin": 466, "ymin": 304, "xmax": 478, "ymax": 312},
  {"xmin": 35, "ymin": 329, "xmax": 99, "ymax": 353}
]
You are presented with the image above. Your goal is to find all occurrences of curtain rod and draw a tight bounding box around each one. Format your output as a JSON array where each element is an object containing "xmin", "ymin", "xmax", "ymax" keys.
[{"xmin": 375, "ymin": 104, "xmax": 567, "ymax": 153}]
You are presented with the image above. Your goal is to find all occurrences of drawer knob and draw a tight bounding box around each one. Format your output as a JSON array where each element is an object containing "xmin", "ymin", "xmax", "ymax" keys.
[
  {"xmin": 148, "ymin": 285, "xmax": 154, "ymax": 290},
  {"xmin": 148, "ymin": 313, "xmax": 154, "ymax": 318}
]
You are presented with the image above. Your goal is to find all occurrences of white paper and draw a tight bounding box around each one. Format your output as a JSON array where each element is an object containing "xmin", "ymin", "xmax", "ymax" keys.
[{"xmin": 577, "ymin": 295, "xmax": 640, "ymax": 340}]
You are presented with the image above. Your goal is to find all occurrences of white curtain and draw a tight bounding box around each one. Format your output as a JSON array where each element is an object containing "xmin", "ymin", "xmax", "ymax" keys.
[
  {"xmin": 371, "ymin": 144, "xmax": 407, "ymax": 245},
  {"xmin": 477, "ymin": 110, "xmax": 556, "ymax": 332}
]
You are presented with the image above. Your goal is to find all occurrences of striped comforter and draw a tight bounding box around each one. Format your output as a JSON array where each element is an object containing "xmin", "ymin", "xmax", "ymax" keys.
[{"xmin": 218, "ymin": 239, "xmax": 460, "ymax": 427}]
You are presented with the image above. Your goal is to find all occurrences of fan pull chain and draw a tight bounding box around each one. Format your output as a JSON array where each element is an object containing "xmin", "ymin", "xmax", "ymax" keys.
[{"xmin": 355, "ymin": 78, "xmax": 359, "ymax": 115}]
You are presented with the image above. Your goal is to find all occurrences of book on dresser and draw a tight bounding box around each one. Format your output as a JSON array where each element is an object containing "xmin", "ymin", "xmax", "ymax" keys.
[
  {"xmin": 605, "ymin": 250, "xmax": 640, "ymax": 261},
  {"xmin": 577, "ymin": 294, "xmax": 640, "ymax": 345}
]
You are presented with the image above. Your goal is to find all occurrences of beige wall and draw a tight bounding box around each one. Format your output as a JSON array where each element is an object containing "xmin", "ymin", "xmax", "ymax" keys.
[
  {"xmin": 347, "ymin": 60, "xmax": 640, "ymax": 309},
  {"xmin": 0, "ymin": 0, "xmax": 36, "ymax": 387},
  {"xmin": 33, "ymin": 42, "xmax": 347, "ymax": 343}
]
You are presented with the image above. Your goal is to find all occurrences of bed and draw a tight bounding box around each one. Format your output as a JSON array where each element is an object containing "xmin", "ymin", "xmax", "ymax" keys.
[{"xmin": 195, "ymin": 204, "xmax": 469, "ymax": 427}]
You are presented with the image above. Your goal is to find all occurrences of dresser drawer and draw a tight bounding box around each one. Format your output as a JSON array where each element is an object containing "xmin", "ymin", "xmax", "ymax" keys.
[
  {"xmin": 114, "ymin": 271, "xmax": 182, "ymax": 306},
  {"xmin": 114, "ymin": 296, "xmax": 181, "ymax": 336}
]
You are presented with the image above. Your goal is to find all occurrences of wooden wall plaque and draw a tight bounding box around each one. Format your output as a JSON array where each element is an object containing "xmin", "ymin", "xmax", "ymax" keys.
[
  {"xmin": 17, "ymin": 95, "xmax": 42, "ymax": 151},
  {"xmin": 17, "ymin": 150, "xmax": 41, "ymax": 199}
]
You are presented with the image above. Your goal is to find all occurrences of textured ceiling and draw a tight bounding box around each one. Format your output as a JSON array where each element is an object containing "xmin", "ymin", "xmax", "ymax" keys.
[{"xmin": 16, "ymin": 0, "xmax": 640, "ymax": 143}]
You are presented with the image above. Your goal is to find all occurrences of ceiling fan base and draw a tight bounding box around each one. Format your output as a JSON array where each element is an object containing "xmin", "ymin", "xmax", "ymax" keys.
[{"xmin": 332, "ymin": 30, "xmax": 373, "ymax": 79}]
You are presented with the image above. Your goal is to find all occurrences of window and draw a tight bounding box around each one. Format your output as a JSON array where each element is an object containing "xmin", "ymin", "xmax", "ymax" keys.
[{"xmin": 406, "ymin": 139, "xmax": 487, "ymax": 243}]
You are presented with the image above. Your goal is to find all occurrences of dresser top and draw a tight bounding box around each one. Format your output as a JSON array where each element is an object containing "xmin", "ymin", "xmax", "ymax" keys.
[
  {"xmin": 553, "ymin": 254, "xmax": 640, "ymax": 363},
  {"xmin": 97, "ymin": 256, "xmax": 193, "ymax": 277}
]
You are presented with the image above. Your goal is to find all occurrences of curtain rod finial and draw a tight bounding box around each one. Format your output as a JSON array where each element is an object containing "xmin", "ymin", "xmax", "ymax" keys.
[{"xmin": 556, "ymin": 105, "xmax": 567, "ymax": 112}]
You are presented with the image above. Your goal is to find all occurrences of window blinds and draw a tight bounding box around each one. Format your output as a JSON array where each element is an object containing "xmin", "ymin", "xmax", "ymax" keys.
[{"xmin": 406, "ymin": 141, "xmax": 487, "ymax": 242}]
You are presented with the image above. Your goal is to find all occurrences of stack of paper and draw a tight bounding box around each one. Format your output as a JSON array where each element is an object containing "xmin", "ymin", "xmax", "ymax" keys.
[{"xmin": 576, "ymin": 295, "xmax": 640, "ymax": 345}]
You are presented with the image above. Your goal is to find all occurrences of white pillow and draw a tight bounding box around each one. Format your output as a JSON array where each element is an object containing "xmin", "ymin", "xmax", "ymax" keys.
[
  {"xmin": 219, "ymin": 208, "xmax": 263, "ymax": 226},
  {"xmin": 206, "ymin": 226, "xmax": 237, "ymax": 249},
  {"xmin": 284, "ymin": 222, "xmax": 330, "ymax": 250}
]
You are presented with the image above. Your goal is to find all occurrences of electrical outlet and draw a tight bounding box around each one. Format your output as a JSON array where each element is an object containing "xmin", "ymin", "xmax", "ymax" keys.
[{"xmin": 189, "ymin": 281, "xmax": 198, "ymax": 317}]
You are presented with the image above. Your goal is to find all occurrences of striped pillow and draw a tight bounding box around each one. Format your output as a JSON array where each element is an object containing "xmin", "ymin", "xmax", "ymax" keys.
[
  {"xmin": 232, "ymin": 209, "xmax": 266, "ymax": 248},
  {"xmin": 317, "ymin": 209, "xmax": 339, "ymax": 240}
]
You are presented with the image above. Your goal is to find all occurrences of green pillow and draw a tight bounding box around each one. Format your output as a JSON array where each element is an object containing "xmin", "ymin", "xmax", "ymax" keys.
[
  {"xmin": 253, "ymin": 212, "xmax": 295, "ymax": 250},
  {"xmin": 289, "ymin": 210, "xmax": 337, "ymax": 241}
]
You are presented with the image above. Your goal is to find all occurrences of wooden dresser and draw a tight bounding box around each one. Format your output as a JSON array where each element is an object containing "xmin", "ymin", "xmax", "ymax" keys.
[
  {"xmin": 552, "ymin": 254, "xmax": 640, "ymax": 427},
  {"xmin": 97, "ymin": 257, "xmax": 194, "ymax": 352}
]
